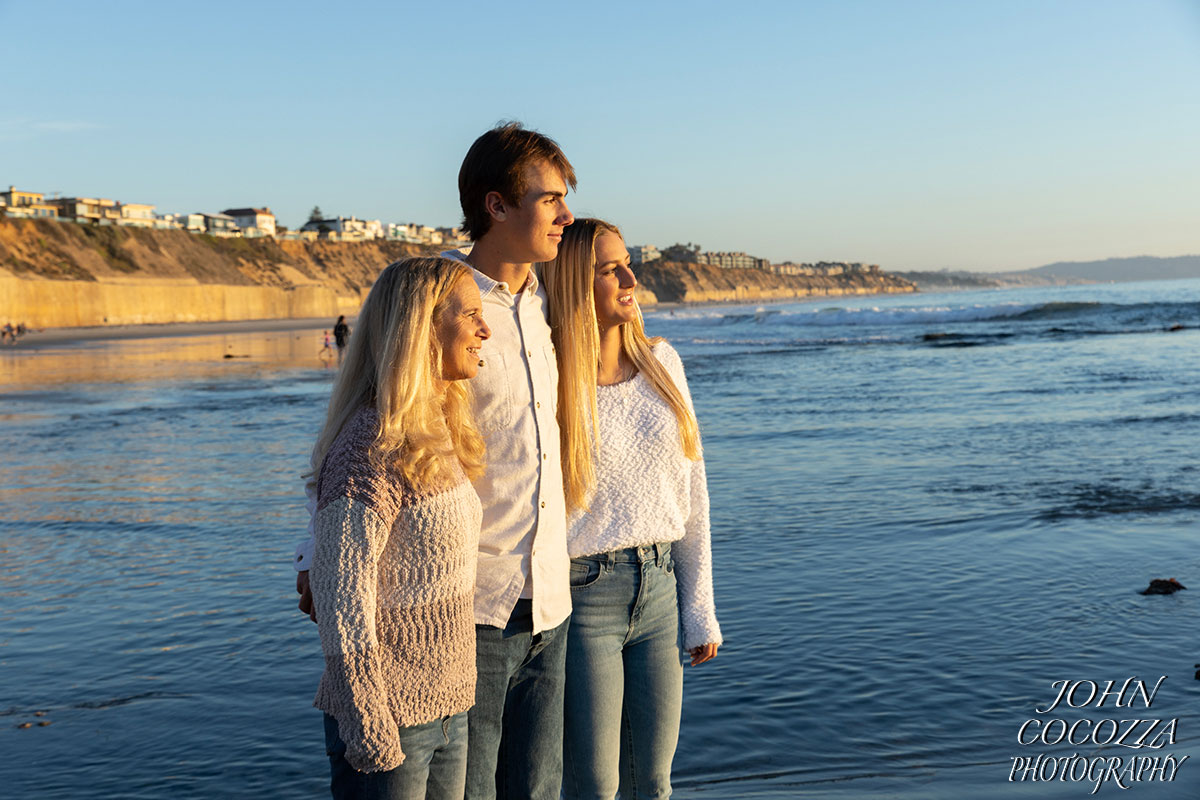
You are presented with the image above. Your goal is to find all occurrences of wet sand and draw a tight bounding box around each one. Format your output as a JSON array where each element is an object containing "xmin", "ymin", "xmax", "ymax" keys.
[
  {"xmin": 1, "ymin": 319, "xmax": 349, "ymax": 390},
  {"xmin": 7, "ymin": 317, "xmax": 341, "ymax": 350}
]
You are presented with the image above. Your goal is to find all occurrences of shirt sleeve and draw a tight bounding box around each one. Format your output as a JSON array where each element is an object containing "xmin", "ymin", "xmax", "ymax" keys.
[
  {"xmin": 294, "ymin": 445, "xmax": 319, "ymax": 571},
  {"xmin": 293, "ymin": 483, "xmax": 316, "ymax": 571}
]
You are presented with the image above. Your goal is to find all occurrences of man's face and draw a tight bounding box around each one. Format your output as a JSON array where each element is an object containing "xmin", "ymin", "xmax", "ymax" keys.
[{"xmin": 503, "ymin": 159, "xmax": 574, "ymax": 264}]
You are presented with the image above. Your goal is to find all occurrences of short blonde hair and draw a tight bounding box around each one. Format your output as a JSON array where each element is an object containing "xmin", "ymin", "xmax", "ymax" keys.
[
  {"xmin": 540, "ymin": 218, "xmax": 700, "ymax": 512},
  {"xmin": 313, "ymin": 257, "xmax": 484, "ymax": 489}
]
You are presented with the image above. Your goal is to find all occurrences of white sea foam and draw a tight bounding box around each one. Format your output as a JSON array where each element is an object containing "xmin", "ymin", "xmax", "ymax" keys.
[{"xmin": 649, "ymin": 302, "xmax": 1037, "ymax": 327}]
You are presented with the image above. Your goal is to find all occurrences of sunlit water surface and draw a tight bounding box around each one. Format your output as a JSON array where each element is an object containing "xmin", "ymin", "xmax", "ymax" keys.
[{"xmin": 3, "ymin": 283, "xmax": 1199, "ymax": 798}]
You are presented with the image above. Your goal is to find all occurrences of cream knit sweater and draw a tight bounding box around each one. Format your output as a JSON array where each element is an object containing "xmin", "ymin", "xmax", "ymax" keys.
[
  {"xmin": 567, "ymin": 341, "xmax": 722, "ymax": 650},
  {"xmin": 310, "ymin": 407, "xmax": 481, "ymax": 773}
]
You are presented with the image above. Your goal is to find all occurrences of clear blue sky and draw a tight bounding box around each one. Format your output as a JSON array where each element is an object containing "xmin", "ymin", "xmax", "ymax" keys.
[{"xmin": 5, "ymin": 0, "xmax": 1198, "ymax": 271}]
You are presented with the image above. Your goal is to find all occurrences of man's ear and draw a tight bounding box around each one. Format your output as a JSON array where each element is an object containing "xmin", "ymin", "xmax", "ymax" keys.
[{"xmin": 484, "ymin": 191, "xmax": 507, "ymax": 222}]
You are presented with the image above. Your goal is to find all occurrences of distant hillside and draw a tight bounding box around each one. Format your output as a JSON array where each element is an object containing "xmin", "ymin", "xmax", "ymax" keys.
[
  {"xmin": 0, "ymin": 217, "xmax": 915, "ymax": 328},
  {"xmin": 891, "ymin": 270, "xmax": 1002, "ymax": 290},
  {"xmin": 0, "ymin": 217, "xmax": 425, "ymax": 327},
  {"xmin": 891, "ymin": 270, "xmax": 1086, "ymax": 290},
  {"xmin": 1028, "ymin": 255, "xmax": 1200, "ymax": 283},
  {"xmin": 637, "ymin": 260, "xmax": 914, "ymax": 303},
  {"xmin": 897, "ymin": 255, "xmax": 1200, "ymax": 291}
]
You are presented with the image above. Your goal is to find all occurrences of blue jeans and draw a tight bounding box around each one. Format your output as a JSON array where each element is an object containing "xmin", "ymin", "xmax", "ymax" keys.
[
  {"xmin": 325, "ymin": 711, "xmax": 468, "ymax": 800},
  {"xmin": 563, "ymin": 543, "xmax": 684, "ymax": 800},
  {"xmin": 466, "ymin": 598, "xmax": 570, "ymax": 800}
]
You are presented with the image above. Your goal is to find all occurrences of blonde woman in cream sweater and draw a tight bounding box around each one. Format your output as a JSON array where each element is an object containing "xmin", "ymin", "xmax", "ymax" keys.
[
  {"xmin": 308, "ymin": 257, "xmax": 490, "ymax": 799},
  {"xmin": 541, "ymin": 219, "xmax": 722, "ymax": 800}
]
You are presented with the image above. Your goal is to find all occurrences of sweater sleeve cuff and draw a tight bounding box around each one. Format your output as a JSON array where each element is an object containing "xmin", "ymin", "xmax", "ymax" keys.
[
  {"xmin": 336, "ymin": 710, "xmax": 405, "ymax": 773},
  {"xmin": 682, "ymin": 616, "xmax": 723, "ymax": 652}
]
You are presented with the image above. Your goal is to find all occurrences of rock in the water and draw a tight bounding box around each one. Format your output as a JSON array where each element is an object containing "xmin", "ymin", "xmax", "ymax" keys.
[{"xmin": 1140, "ymin": 578, "xmax": 1187, "ymax": 595}]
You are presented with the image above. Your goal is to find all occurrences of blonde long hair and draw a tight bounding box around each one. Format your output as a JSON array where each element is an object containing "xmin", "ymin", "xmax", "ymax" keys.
[
  {"xmin": 540, "ymin": 218, "xmax": 701, "ymax": 512},
  {"xmin": 312, "ymin": 257, "xmax": 485, "ymax": 490}
]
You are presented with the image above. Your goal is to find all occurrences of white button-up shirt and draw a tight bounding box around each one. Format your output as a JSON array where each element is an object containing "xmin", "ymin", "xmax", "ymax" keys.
[
  {"xmin": 463, "ymin": 261, "xmax": 570, "ymax": 633},
  {"xmin": 295, "ymin": 253, "xmax": 570, "ymax": 635}
]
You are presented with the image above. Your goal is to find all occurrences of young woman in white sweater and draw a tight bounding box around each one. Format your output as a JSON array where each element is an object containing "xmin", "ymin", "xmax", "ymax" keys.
[
  {"xmin": 308, "ymin": 257, "xmax": 490, "ymax": 799},
  {"xmin": 541, "ymin": 219, "xmax": 722, "ymax": 799}
]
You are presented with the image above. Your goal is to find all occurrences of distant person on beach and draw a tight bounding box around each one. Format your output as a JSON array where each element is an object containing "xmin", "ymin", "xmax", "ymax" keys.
[
  {"xmin": 307, "ymin": 256, "xmax": 490, "ymax": 797},
  {"xmin": 541, "ymin": 218, "xmax": 722, "ymax": 799},
  {"xmin": 297, "ymin": 122, "xmax": 577, "ymax": 799},
  {"xmin": 319, "ymin": 330, "xmax": 333, "ymax": 361},
  {"xmin": 333, "ymin": 315, "xmax": 351, "ymax": 364}
]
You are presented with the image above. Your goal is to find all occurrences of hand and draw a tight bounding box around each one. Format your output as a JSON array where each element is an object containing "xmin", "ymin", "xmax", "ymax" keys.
[
  {"xmin": 689, "ymin": 642, "xmax": 718, "ymax": 666},
  {"xmin": 296, "ymin": 570, "xmax": 316, "ymax": 623}
]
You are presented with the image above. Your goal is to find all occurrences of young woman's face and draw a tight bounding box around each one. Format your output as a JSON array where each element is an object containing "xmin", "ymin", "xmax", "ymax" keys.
[
  {"xmin": 592, "ymin": 233, "xmax": 638, "ymax": 332},
  {"xmin": 434, "ymin": 276, "xmax": 490, "ymax": 381}
]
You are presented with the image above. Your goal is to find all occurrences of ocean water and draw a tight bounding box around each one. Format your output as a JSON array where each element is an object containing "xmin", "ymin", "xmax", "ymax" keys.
[{"xmin": 2, "ymin": 280, "xmax": 1199, "ymax": 799}]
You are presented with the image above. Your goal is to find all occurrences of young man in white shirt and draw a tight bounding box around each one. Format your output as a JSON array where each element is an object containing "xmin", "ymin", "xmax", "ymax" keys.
[{"xmin": 296, "ymin": 122, "xmax": 576, "ymax": 799}]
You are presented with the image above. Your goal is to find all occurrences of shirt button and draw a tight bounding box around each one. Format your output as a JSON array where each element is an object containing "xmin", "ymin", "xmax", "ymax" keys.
[
  {"xmin": 540, "ymin": 501, "xmax": 546, "ymax": 509},
  {"xmin": 535, "ymin": 402, "xmax": 541, "ymax": 409},
  {"xmin": 543, "ymin": 453, "xmax": 547, "ymax": 460},
  {"xmin": 527, "ymin": 349, "xmax": 532, "ymax": 357}
]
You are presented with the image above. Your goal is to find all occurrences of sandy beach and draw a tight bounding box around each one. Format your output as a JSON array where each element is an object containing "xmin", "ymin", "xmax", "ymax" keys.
[
  {"xmin": 0, "ymin": 296, "xmax": 791, "ymax": 353},
  {"xmin": 7, "ymin": 317, "xmax": 341, "ymax": 350},
  {"xmin": 1, "ymin": 317, "xmax": 351, "ymax": 390}
]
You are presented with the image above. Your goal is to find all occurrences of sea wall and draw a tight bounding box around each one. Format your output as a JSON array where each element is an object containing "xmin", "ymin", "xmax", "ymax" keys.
[
  {"xmin": 0, "ymin": 217, "xmax": 416, "ymax": 328},
  {"xmin": 0, "ymin": 275, "xmax": 367, "ymax": 328},
  {"xmin": 0, "ymin": 217, "xmax": 915, "ymax": 328}
]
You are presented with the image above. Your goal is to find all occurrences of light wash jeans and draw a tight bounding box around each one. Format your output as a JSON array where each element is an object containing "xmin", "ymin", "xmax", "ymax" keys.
[
  {"xmin": 563, "ymin": 543, "xmax": 684, "ymax": 800},
  {"xmin": 466, "ymin": 598, "xmax": 570, "ymax": 800},
  {"xmin": 324, "ymin": 711, "xmax": 468, "ymax": 800}
]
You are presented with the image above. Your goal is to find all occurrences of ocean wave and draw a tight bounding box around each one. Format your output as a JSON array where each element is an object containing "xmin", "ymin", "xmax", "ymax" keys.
[
  {"xmin": 0, "ymin": 691, "xmax": 190, "ymax": 717},
  {"xmin": 920, "ymin": 331, "xmax": 1017, "ymax": 347},
  {"xmin": 653, "ymin": 303, "xmax": 1038, "ymax": 327},
  {"xmin": 1112, "ymin": 412, "xmax": 1200, "ymax": 425},
  {"xmin": 648, "ymin": 299, "xmax": 1200, "ymax": 330},
  {"xmin": 1010, "ymin": 301, "xmax": 1103, "ymax": 320},
  {"xmin": 1039, "ymin": 483, "xmax": 1200, "ymax": 520}
]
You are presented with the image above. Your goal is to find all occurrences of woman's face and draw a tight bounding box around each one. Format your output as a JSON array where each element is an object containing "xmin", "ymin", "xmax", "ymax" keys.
[
  {"xmin": 434, "ymin": 276, "xmax": 490, "ymax": 381},
  {"xmin": 592, "ymin": 233, "xmax": 638, "ymax": 332}
]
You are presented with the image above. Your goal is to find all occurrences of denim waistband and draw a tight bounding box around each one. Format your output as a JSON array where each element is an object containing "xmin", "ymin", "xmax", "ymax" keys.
[{"xmin": 575, "ymin": 542, "xmax": 671, "ymax": 567}]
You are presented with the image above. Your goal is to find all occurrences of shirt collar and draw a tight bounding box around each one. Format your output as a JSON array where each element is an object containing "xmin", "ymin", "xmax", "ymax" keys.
[
  {"xmin": 472, "ymin": 267, "xmax": 503, "ymax": 299},
  {"xmin": 441, "ymin": 249, "xmax": 539, "ymax": 298}
]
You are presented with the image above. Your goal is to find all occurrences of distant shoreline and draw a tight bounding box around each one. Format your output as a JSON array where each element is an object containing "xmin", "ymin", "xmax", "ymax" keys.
[
  {"xmin": 5, "ymin": 285, "xmax": 934, "ymax": 351},
  {"xmin": 1, "ymin": 218, "xmax": 914, "ymax": 328},
  {"xmin": 7, "ymin": 317, "xmax": 334, "ymax": 350}
]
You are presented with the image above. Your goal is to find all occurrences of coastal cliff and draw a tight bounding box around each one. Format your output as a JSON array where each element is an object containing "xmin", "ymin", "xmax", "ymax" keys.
[
  {"xmin": 0, "ymin": 217, "xmax": 421, "ymax": 328},
  {"xmin": 635, "ymin": 260, "xmax": 914, "ymax": 303},
  {"xmin": 0, "ymin": 217, "xmax": 915, "ymax": 328}
]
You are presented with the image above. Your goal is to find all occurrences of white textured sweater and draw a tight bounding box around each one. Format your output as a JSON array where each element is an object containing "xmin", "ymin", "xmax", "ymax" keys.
[
  {"xmin": 311, "ymin": 407, "xmax": 481, "ymax": 773},
  {"xmin": 568, "ymin": 341, "xmax": 722, "ymax": 650}
]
